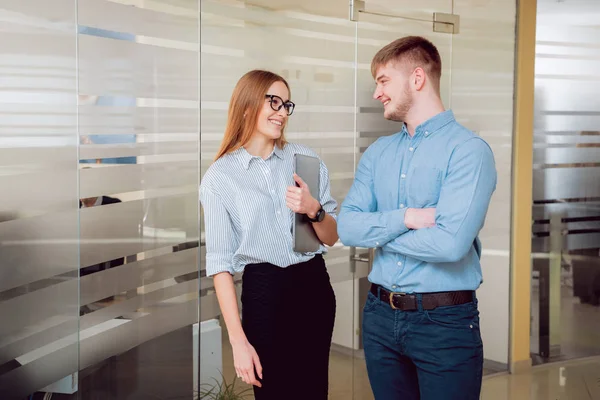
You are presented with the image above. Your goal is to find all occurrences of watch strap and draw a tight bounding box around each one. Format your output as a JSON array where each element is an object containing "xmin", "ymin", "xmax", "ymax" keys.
[{"xmin": 307, "ymin": 206, "xmax": 324, "ymax": 223}]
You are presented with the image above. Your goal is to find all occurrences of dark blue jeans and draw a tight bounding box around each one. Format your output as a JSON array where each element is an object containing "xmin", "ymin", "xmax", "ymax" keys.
[{"xmin": 362, "ymin": 289, "xmax": 483, "ymax": 400}]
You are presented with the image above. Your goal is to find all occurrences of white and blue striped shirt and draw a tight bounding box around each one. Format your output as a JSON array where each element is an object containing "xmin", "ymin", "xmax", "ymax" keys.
[{"xmin": 200, "ymin": 143, "xmax": 338, "ymax": 277}]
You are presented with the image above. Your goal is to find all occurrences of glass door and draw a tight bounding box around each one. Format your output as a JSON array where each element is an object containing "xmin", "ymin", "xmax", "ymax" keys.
[
  {"xmin": 352, "ymin": 1, "xmax": 455, "ymax": 397},
  {"xmin": 200, "ymin": 1, "xmax": 358, "ymax": 398}
]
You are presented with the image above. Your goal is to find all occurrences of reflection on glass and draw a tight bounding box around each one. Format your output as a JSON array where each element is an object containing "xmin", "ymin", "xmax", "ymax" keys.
[
  {"xmin": 75, "ymin": 0, "xmax": 200, "ymax": 397},
  {"xmin": 1, "ymin": 0, "xmax": 200, "ymax": 398},
  {"xmin": 531, "ymin": 0, "xmax": 600, "ymax": 364},
  {"xmin": 0, "ymin": 0, "xmax": 79, "ymax": 397}
]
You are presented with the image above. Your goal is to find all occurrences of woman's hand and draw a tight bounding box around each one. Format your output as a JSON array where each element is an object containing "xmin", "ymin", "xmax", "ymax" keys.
[
  {"xmin": 231, "ymin": 338, "xmax": 263, "ymax": 387},
  {"xmin": 286, "ymin": 173, "xmax": 320, "ymax": 218}
]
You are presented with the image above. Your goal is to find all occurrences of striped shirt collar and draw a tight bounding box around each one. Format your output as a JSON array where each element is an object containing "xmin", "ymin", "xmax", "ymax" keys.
[{"xmin": 237, "ymin": 144, "xmax": 285, "ymax": 170}]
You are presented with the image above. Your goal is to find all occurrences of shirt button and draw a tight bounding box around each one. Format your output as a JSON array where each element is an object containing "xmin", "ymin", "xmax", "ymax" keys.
[
  {"xmin": 397, "ymin": 262, "xmax": 402, "ymax": 266},
  {"xmin": 409, "ymin": 147, "xmax": 414, "ymax": 152},
  {"xmin": 375, "ymin": 242, "xmax": 379, "ymax": 246},
  {"xmin": 401, "ymin": 174, "xmax": 406, "ymax": 179},
  {"xmin": 392, "ymin": 285, "xmax": 397, "ymax": 289},
  {"xmin": 400, "ymin": 204, "xmax": 405, "ymax": 208},
  {"xmin": 425, "ymin": 131, "xmax": 429, "ymax": 136},
  {"xmin": 277, "ymin": 211, "xmax": 281, "ymax": 214}
]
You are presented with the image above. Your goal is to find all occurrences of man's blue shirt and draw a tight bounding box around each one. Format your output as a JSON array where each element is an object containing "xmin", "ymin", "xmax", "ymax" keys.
[{"xmin": 338, "ymin": 110, "xmax": 497, "ymax": 293}]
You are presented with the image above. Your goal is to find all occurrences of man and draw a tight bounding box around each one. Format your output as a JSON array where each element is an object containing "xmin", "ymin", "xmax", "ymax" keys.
[{"xmin": 338, "ymin": 36, "xmax": 497, "ymax": 400}]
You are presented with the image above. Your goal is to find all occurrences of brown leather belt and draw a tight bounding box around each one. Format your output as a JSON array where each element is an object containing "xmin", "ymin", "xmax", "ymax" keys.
[{"xmin": 370, "ymin": 284, "xmax": 474, "ymax": 311}]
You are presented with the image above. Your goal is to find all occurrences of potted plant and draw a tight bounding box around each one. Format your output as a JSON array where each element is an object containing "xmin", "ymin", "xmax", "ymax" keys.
[{"xmin": 198, "ymin": 374, "xmax": 253, "ymax": 400}]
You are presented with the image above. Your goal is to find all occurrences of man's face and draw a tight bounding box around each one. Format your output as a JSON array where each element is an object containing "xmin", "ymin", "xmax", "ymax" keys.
[{"xmin": 372, "ymin": 62, "xmax": 413, "ymax": 122}]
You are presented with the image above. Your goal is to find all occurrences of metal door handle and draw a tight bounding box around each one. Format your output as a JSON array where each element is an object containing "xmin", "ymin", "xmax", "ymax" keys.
[{"xmin": 349, "ymin": 247, "xmax": 375, "ymax": 273}]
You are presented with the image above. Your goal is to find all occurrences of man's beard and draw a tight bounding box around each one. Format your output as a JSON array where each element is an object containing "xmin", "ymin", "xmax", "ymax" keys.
[{"xmin": 384, "ymin": 87, "xmax": 412, "ymax": 122}]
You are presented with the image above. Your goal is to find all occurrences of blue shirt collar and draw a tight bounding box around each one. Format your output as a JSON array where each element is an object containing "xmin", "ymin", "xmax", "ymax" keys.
[{"xmin": 402, "ymin": 110, "xmax": 456, "ymax": 138}]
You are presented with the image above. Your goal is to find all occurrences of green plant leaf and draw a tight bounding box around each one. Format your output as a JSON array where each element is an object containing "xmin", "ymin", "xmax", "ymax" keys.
[{"xmin": 199, "ymin": 371, "xmax": 253, "ymax": 399}]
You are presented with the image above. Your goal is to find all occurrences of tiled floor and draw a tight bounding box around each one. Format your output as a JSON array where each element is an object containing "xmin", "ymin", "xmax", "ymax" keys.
[
  {"xmin": 35, "ymin": 320, "xmax": 600, "ymax": 399},
  {"xmin": 221, "ymin": 331, "xmax": 497, "ymax": 399},
  {"xmin": 530, "ymin": 287, "xmax": 600, "ymax": 364},
  {"xmin": 222, "ymin": 351, "xmax": 600, "ymax": 399},
  {"xmin": 221, "ymin": 322, "xmax": 600, "ymax": 400},
  {"xmin": 43, "ymin": 285, "xmax": 600, "ymax": 399},
  {"xmin": 481, "ymin": 357, "xmax": 600, "ymax": 400}
]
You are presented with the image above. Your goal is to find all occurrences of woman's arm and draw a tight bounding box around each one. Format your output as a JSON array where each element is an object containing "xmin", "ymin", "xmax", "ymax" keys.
[
  {"xmin": 213, "ymin": 272, "xmax": 245, "ymax": 345},
  {"xmin": 213, "ymin": 272, "xmax": 262, "ymax": 387},
  {"xmin": 201, "ymin": 185, "xmax": 262, "ymax": 387}
]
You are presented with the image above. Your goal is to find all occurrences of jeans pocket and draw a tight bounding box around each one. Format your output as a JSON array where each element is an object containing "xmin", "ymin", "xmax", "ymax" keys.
[
  {"xmin": 363, "ymin": 292, "xmax": 380, "ymax": 313},
  {"xmin": 424, "ymin": 304, "xmax": 483, "ymax": 346},
  {"xmin": 424, "ymin": 303, "xmax": 479, "ymax": 330}
]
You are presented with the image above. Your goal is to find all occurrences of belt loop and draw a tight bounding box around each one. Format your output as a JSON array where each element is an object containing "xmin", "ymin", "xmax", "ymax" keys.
[
  {"xmin": 416, "ymin": 293, "xmax": 424, "ymax": 312},
  {"xmin": 377, "ymin": 285, "xmax": 382, "ymax": 298}
]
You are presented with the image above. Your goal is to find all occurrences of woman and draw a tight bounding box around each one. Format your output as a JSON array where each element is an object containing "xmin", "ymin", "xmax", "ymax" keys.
[{"xmin": 200, "ymin": 70, "xmax": 338, "ymax": 399}]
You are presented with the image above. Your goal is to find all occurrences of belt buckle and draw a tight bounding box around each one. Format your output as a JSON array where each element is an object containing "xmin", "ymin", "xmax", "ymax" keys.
[{"xmin": 389, "ymin": 291, "xmax": 406, "ymax": 310}]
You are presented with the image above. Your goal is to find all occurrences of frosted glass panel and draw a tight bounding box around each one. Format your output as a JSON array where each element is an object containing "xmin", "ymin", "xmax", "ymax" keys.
[
  {"xmin": 0, "ymin": 0, "xmax": 79, "ymax": 397},
  {"xmin": 531, "ymin": 0, "xmax": 600, "ymax": 362},
  {"xmin": 76, "ymin": 0, "xmax": 200, "ymax": 396}
]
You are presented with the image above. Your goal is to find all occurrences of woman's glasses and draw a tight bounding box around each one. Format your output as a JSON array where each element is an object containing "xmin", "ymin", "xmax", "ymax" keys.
[{"xmin": 265, "ymin": 94, "xmax": 295, "ymax": 116}]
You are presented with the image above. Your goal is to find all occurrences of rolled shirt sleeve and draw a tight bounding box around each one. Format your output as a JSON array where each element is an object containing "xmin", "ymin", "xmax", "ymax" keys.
[{"xmin": 200, "ymin": 185, "xmax": 239, "ymax": 276}]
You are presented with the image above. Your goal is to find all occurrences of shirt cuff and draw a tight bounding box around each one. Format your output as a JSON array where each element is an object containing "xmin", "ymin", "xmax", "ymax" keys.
[
  {"xmin": 206, "ymin": 256, "xmax": 235, "ymax": 277},
  {"xmin": 386, "ymin": 208, "xmax": 408, "ymax": 238}
]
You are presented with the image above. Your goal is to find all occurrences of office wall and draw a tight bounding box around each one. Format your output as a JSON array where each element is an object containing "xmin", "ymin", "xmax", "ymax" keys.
[{"xmin": 0, "ymin": 0, "xmax": 200, "ymax": 397}]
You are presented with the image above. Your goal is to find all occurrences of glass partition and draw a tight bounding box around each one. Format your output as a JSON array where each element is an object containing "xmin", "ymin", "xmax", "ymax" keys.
[
  {"xmin": 0, "ymin": 0, "xmax": 200, "ymax": 398},
  {"xmin": 0, "ymin": 0, "xmax": 519, "ymax": 398},
  {"xmin": 76, "ymin": 0, "xmax": 200, "ymax": 397},
  {"xmin": 0, "ymin": 2, "xmax": 79, "ymax": 397},
  {"xmin": 531, "ymin": 0, "xmax": 600, "ymax": 364}
]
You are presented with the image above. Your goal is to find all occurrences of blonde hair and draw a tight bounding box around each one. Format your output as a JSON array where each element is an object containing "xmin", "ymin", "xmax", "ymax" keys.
[
  {"xmin": 214, "ymin": 70, "xmax": 290, "ymax": 160},
  {"xmin": 371, "ymin": 36, "xmax": 442, "ymax": 92}
]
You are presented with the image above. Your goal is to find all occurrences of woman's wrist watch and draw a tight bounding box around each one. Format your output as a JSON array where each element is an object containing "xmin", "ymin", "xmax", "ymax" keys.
[{"xmin": 307, "ymin": 205, "xmax": 326, "ymax": 223}]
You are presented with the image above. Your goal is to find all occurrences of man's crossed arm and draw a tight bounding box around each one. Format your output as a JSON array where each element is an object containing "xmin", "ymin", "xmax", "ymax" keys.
[{"xmin": 338, "ymin": 138, "xmax": 496, "ymax": 263}]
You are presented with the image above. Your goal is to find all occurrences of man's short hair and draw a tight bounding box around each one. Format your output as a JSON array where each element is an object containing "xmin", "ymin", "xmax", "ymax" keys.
[{"xmin": 371, "ymin": 36, "xmax": 442, "ymax": 91}]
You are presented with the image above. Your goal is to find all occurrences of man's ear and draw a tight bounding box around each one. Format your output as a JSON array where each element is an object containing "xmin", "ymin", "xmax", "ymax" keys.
[{"xmin": 413, "ymin": 67, "xmax": 426, "ymax": 91}]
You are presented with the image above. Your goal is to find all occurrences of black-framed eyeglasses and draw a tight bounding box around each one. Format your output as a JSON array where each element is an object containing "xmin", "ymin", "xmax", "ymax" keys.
[{"xmin": 265, "ymin": 94, "xmax": 295, "ymax": 116}]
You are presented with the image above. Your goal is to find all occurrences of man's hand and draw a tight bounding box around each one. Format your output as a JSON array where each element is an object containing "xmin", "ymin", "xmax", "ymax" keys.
[{"xmin": 404, "ymin": 208, "xmax": 436, "ymax": 230}]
